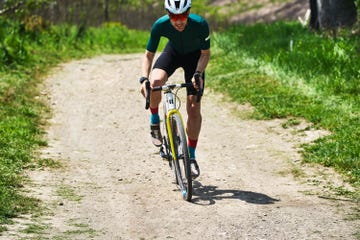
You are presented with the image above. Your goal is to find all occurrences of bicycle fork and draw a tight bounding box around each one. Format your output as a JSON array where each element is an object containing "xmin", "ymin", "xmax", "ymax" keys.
[
  {"xmin": 166, "ymin": 110, "xmax": 184, "ymax": 162},
  {"xmin": 160, "ymin": 91, "xmax": 177, "ymax": 160}
]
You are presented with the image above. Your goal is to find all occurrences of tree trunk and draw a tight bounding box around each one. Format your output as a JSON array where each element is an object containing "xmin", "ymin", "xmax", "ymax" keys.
[
  {"xmin": 104, "ymin": 0, "xmax": 110, "ymax": 22},
  {"xmin": 309, "ymin": 0, "xmax": 320, "ymax": 30},
  {"xmin": 310, "ymin": 0, "xmax": 357, "ymax": 30}
]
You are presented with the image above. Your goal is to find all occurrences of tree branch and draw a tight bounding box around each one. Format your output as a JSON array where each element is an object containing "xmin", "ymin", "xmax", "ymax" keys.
[{"xmin": 0, "ymin": 1, "xmax": 25, "ymax": 16}]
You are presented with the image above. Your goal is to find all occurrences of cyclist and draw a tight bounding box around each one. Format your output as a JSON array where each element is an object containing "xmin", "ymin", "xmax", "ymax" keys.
[{"xmin": 139, "ymin": 0, "xmax": 210, "ymax": 178}]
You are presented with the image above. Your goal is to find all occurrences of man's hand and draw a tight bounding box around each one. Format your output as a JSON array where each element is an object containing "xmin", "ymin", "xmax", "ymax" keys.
[
  {"xmin": 139, "ymin": 77, "xmax": 149, "ymax": 98},
  {"xmin": 192, "ymin": 71, "xmax": 203, "ymax": 91},
  {"xmin": 139, "ymin": 78, "xmax": 151, "ymax": 109},
  {"xmin": 140, "ymin": 82, "xmax": 146, "ymax": 98}
]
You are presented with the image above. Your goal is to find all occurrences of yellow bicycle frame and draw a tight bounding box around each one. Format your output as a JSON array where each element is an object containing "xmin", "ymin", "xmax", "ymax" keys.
[{"xmin": 165, "ymin": 109, "xmax": 186, "ymax": 162}]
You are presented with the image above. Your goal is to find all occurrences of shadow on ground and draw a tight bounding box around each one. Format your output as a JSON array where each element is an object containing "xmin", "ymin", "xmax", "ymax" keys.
[{"xmin": 192, "ymin": 182, "xmax": 280, "ymax": 206}]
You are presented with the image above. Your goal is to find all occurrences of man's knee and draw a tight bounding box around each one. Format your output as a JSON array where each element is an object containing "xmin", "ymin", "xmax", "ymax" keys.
[
  {"xmin": 151, "ymin": 78, "xmax": 165, "ymax": 88},
  {"xmin": 150, "ymin": 69, "xmax": 167, "ymax": 87}
]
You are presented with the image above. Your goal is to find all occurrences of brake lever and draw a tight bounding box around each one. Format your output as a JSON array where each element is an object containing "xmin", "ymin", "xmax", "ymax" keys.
[{"xmin": 145, "ymin": 80, "xmax": 150, "ymax": 110}]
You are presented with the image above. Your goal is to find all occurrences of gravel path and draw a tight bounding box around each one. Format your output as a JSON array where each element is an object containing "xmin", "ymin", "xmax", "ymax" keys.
[{"xmin": 1, "ymin": 54, "xmax": 358, "ymax": 240}]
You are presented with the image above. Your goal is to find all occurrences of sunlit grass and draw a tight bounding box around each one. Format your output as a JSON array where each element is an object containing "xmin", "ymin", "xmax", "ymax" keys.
[
  {"xmin": 0, "ymin": 17, "xmax": 148, "ymax": 228},
  {"xmin": 1, "ymin": 12, "xmax": 359, "ymax": 233},
  {"xmin": 208, "ymin": 21, "xmax": 360, "ymax": 188}
]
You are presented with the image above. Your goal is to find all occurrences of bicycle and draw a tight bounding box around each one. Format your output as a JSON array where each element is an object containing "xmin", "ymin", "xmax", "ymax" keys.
[{"xmin": 144, "ymin": 77, "xmax": 202, "ymax": 202}]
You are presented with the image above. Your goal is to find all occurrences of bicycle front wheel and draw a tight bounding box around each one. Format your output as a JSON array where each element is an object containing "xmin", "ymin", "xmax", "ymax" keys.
[{"xmin": 170, "ymin": 114, "xmax": 192, "ymax": 201}]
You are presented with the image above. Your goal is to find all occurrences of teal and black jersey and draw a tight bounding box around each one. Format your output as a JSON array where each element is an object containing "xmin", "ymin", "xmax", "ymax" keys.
[{"xmin": 146, "ymin": 13, "xmax": 210, "ymax": 55}]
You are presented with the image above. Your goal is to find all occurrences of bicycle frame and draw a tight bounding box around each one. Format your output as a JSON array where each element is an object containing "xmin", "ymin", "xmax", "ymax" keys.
[
  {"xmin": 161, "ymin": 85, "xmax": 186, "ymax": 161},
  {"xmin": 151, "ymin": 82, "xmax": 200, "ymax": 161}
]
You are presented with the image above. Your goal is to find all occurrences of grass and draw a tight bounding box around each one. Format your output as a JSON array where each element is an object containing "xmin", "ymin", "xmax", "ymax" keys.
[
  {"xmin": 56, "ymin": 185, "xmax": 82, "ymax": 202},
  {"xmin": 208, "ymin": 21, "xmax": 360, "ymax": 190},
  {"xmin": 56, "ymin": 219, "xmax": 99, "ymax": 240},
  {"xmin": 1, "ymin": 8, "xmax": 360, "ymax": 236},
  {"xmin": 0, "ymin": 64, "xmax": 46, "ymax": 225},
  {"xmin": 0, "ymin": 17, "xmax": 148, "ymax": 230},
  {"xmin": 21, "ymin": 223, "xmax": 48, "ymax": 234}
]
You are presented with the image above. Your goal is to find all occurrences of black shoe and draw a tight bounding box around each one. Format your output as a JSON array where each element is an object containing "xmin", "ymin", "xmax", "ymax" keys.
[
  {"xmin": 150, "ymin": 124, "xmax": 162, "ymax": 147},
  {"xmin": 190, "ymin": 158, "xmax": 200, "ymax": 179}
]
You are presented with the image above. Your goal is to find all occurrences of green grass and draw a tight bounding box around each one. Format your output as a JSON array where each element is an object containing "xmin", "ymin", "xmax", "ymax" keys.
[
  {"xmin": 1, "ymin": 11, "xmax": 360, "ymax": 234},
  {"xmin": 0, "ymin": 65, "xmax": 46, "ymax": 225},
  {"xmin": 56, "ymin": 185, "xmax": 82, "ymax": 202},
  {"xmin": 0, "ymin": 17, "xmax": 148, "ymax": 230},
  {"xmin": 208, "ymin": 21, "xmax": 360, "ymax": 189}
]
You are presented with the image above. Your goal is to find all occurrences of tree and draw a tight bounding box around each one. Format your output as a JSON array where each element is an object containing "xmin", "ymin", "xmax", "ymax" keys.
[
  {"xmin": 309, "ymin": 0, "xmax": 357, "ymax": 31},
  {"xmin": 104, "ymin": 0, "xmax": 110, "ymax": 22},
  {"xmin": 0, "ymin": 1, "xmax": 25, "ymax": 16},
  {"xmin": 309, "ymin": 0, "xmax": 319, "ymax": 30},
  {"xmin": 0, "ymin": 0, "xmax": 53, "ymax": 17}
]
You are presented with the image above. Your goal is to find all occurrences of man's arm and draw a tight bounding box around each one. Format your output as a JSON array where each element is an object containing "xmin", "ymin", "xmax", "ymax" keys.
[
  {"xmin": 193, "ymin": 48, "xmax": 210, "ymax": 91},
  {"xmin": 195, "ymin": 49, "xmax": 210, "ymax": 73},
  {"xmin": 142, "ymin": 50, "xmax": 156, "ymax": 78},
  {"xmin": 140, "ymin": 50, "xmax": 155, "ymax": 97}
]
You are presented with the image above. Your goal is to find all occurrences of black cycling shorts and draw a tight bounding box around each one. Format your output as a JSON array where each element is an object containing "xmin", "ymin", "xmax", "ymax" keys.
[{"xmin": 153, "ymin": 43, "xmax": 205, "ymax": 96}]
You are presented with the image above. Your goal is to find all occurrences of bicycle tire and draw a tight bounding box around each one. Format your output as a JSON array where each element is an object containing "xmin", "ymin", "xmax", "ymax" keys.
[
  {"xmin": 170, "ymin": 114, "xmax": 192, "ymax": 201},
  {"xmin": 163, "ymin": 135, "xmax": 178, "ymax": 183}
]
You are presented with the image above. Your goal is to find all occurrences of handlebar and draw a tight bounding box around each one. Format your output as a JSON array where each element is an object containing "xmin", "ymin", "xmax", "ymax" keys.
[
  {"xmin": 144, "ymin": 80, "xmax": 203, "ymax": 110},
  {"xmin": 152, "ymin": 82, "xmax": 193, "ymax": 92}
]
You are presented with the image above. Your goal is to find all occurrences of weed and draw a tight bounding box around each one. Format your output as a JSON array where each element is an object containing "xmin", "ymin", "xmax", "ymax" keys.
[{"xmin": 56, "ymin": 185, "xmax": 82, "ymax": 202}]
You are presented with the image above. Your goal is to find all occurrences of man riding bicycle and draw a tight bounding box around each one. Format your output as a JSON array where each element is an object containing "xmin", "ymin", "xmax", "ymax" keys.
[{"xmin": 140, "ymin": 0, "xmax": 210, "ymax": 178}]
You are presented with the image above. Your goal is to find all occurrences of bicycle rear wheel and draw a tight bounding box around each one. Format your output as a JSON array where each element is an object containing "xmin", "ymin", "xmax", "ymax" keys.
[{"xmin": 170, "ymin": 114, "xmax": 192, "ymax": 201}]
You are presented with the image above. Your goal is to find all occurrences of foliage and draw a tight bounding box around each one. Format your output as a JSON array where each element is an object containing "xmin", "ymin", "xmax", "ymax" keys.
[
  {"xmin": 209, "ymin": 22, "xmax": 360, "ymax": 187},
  {"xmin": 0, "ymin": 0, "xmax": 52, "ymax": 19},
  {"xmin": 0, "ymin": 17, "xmax": 28, "ymax": 66},
  {"xmin": 1, "ymin": 0, "xmax": 227, "ymax": 30}
]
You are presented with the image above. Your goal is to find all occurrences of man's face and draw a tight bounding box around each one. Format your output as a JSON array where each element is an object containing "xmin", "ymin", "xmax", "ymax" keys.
[{"xmin": 168, "ymin": 11, "xmax": 189, "ymax": 32}]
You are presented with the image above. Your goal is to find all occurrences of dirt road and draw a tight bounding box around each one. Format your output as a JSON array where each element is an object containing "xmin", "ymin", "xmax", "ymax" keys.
[{"xmin": 2, "ymin": 54, "xmax": 359, "ymax": 239}]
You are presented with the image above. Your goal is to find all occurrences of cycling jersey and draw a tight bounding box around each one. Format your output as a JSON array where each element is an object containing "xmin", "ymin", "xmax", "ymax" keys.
[{"xmin": 146, "ymin": 13, "xmax": 210, "ymax": 55}]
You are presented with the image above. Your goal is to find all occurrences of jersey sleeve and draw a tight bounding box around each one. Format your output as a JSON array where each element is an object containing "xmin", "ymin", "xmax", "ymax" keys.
[
  {"xmin": 146, "ymin": 21, "xmax": 162, "ymax": 53},
  {"xmin": 200, "ymin": 19, "xmax": 210, "ymax": 50}
]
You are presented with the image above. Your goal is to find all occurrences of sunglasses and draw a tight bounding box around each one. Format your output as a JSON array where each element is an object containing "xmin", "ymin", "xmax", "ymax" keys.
[{"xmin": 168, "ymin": 12, "xmax": 189, "ymax": 21}]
